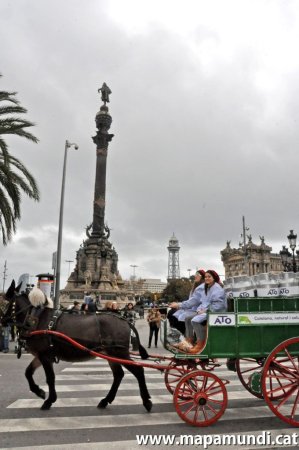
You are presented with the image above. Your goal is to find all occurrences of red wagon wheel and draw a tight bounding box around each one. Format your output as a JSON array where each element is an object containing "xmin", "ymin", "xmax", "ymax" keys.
[
  {"xmin": 236, "ymin": 358, "xmax": 265, "ymax": 399},
  {"xmin": 173, "ymin": 370, "xmax": 228, "ymax": 426},
  {"xmin": 164, "ymin": 360, "xmax": 197, "ymax": 396},
  {"xmin": 262, "ymin": 337, "xmax": 299, "ymax": 427}
]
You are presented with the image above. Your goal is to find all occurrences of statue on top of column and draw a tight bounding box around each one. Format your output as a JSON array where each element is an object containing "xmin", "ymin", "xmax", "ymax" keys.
[{"xmin": 98, "ymin": 82, "xmax": 112, "ymax": 105}]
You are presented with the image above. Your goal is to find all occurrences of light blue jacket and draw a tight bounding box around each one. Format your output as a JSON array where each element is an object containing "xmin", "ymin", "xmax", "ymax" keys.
[
  {"xmin": 180, "ymin": 284, "xmax": 204, "ymax": 311},
  {"xmin": 198, "ymin": 283, "xmax": 227, "ymax": 313}
]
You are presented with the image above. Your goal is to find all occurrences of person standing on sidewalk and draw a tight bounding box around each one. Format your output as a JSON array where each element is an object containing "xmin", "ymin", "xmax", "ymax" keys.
[
  {"xmin": 147, "ymin": 306, "xmax": 161, "ymax": 348},
  {"xmin": 123, "ymin": 302, "xmax": 138, "ymax": 351},
  {"xmin": 1, "ymin": 325, "xmax": 10, "ymax": 353}
]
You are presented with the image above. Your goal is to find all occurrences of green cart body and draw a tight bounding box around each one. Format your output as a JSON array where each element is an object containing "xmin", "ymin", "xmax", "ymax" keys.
[
  {"xmin": 162, "ymin": 296, "xmax": 299, "ymax": 359},
  {"xmin": 161, "ymin": 296, "xmax": 299, "ymax": 428}
]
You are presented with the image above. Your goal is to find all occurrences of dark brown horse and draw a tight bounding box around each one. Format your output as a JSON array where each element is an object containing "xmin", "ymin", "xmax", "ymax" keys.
[{"xmin": 1, "ymin": 280, "xmax": 152, "ymax": 412}]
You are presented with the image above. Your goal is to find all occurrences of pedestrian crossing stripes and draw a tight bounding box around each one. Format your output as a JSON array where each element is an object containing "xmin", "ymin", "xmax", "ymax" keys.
[
  {"xmin": 0, "ymin": 406, "xmax": 294, "ymax": 433},
  {"xmin": 1, "ymin": 358, "xmax": 297, "ymax": 449},
  {"xmin": 7, "ymin": 390, "xmax": 262, "ymax": 409}
]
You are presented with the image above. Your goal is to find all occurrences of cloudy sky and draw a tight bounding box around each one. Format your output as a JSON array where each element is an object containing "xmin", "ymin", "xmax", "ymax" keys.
[{"xmin": 1, "ymin": 0, "xmax": 299, "ymax": 289}]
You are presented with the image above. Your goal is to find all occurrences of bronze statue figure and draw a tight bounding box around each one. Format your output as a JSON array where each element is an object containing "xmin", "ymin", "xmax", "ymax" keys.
[{"xmin": 98, "ymin": 82, "xmax": 112, "ymax": 104}]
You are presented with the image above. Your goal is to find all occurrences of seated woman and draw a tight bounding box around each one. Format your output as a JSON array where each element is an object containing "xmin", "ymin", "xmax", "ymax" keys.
[
  {"xmin": 169, "ymin": 269, "xmax": 205, "ymax": 350},
  {"xmin": 187, "ymin": 270, "xmax": 227, "ymax": 354}
]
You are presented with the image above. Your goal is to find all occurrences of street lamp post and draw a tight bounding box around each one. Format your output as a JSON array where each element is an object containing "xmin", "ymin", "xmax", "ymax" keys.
[
  {"xmin": 280, "ymin": 230, "xmax": 298, "ymax": 272},
  {"xmin": 288, "ymin": 229, "xmax": 297, "ymax": 273},
  {"xmin": 130, "ymin": 264, "xmax": 138, "ymax": 299},
  {"xmin": 54, "ymin": 140, "xmax": 78, "ymax": 309},
  {"xmin": 187, "ymin": 269, "xmax": 191, "ymax": 279},
  {"xmin": 2, "ymin": 260, "xmax": 7, "ymax": 293}
]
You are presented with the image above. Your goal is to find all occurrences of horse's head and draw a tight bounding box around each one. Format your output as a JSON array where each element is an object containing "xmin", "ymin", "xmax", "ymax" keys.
[{"xmin": 0, "ymin": 280, "xmax": 31, "ymax": 327}]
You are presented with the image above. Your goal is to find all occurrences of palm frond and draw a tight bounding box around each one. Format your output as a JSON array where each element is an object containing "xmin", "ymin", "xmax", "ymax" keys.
[
  {"xmin": 0, "ymin": 75, "xmax": 40, "ymax": 244},
  {"xmin": 3, "ymin": 154, "xmax": 40, "ymax": 200},
  {"xmin": 0, "ymin": 162, "xmax": 21, "ymax": 218},
  {"xmin": 0, "ymin": 137, "xmax": 10, "ymax": 163},
  {"xmin": 0, "ymin": 91, "xmax": 19, "ymax": 105},
  {"xmin": 0, "ymin": 105, "xmax": 27, "ymax": 116},
  {"xmin": 0, "ymin": 185, "xmax": 16, "ymax": 243}
]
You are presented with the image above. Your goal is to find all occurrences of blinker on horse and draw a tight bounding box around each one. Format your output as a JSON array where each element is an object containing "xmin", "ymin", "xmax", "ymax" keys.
[{"xmin": 2, "ymin": 280, "xmax": 152, "ymax": 412}]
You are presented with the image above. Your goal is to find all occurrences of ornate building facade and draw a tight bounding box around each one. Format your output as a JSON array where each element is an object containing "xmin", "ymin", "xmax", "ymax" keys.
[{"xmin": 221, "ymin": 236, "xmax": 287, "ymax": 278}]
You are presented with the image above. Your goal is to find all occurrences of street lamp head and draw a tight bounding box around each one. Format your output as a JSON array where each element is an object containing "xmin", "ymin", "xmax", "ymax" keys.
[
  {"xmin": 288, "ymin": 229, "xmax": 297, "ymax": 251},
  {"xmin": 66, "ymin": 140, "xmax": 79, "ymax": 150}
]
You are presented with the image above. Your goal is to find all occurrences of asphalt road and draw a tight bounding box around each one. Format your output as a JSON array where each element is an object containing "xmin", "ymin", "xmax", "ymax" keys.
[{"xmin": 0, "ymin": 317, "xmax": 298, "ymax": 449}]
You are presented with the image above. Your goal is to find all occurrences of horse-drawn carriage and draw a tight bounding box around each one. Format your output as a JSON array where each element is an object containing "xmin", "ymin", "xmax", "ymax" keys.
[
  {"xmin": 1, "ymin": 281, "xmax": 299, "ymax": 428},
  {"xmin": 161, "ymin": 295, "xmax": 299, "ymax": 427}
]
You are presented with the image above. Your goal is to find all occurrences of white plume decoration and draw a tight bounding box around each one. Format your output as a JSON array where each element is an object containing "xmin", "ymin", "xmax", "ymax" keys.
[{"xmin": 28, "ymin": 288, "xmax": 53, "ymax": 309}]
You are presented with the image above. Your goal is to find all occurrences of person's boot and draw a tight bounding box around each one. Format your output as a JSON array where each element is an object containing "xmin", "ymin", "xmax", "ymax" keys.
[
  {"xmin": 173, "ymin": 337, "xmax": 193, "ymax": 351},
  {"xmin": 187, "ymin": 340, "xmax": 205, "ymax": 354}
]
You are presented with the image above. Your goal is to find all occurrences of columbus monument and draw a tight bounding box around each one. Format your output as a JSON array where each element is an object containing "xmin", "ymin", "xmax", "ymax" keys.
[{"xmin": 63, "ymin": 84, "xmax": 128, "ymax": 303}]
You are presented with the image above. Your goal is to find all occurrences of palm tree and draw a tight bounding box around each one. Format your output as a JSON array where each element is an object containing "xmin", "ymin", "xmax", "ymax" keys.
[{"xmin": 0, "ymin": 75, "xmax": 40, "ymax": 244}]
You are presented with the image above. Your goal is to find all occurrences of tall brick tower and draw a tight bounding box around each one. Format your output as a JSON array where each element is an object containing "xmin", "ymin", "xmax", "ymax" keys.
[{"xmin": 64, "ymin": 84, "xmax": 127, "ymax": 303}]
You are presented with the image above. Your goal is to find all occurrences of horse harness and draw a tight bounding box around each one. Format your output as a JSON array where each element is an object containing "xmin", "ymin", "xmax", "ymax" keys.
[{"xmin": 7, "ymin": 294, "xmax": 63, "ymax": 358}]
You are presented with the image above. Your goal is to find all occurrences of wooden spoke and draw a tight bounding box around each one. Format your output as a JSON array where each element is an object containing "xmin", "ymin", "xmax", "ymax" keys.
[
  {"xmin": 262, "ymin": 337, "xmax": 299, "ymax": 427},
  {"xmin": 164, "ymin": 360, "xmax": 196, "ymax": 396},
  {"xmin": 236, "ymin": 358, "xmax": 265, "ymax": 399}
]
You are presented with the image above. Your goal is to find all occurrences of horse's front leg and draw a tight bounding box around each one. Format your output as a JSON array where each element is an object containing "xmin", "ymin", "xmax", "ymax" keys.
[
  {"xmin": 39, "ymin": 354, "xmax": 57, "ymax": 410},
  {"xmin": 124, "ymin": 363, "xmax": 152, "ymax": 412},
  {"xmin": 25, "ymin": 357, "xmax": 46, "ymax": 400},
  {"xmin": 98, "ymin": 361, "xmax": 124, "ymax": 409}
]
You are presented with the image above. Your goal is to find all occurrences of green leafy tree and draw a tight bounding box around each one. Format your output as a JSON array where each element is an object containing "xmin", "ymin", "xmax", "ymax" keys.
[
  {"xmin": 0, "ymin": 76, "xmax": 40, "ymax": 244},
  {"xmin": 162, "ymin": 278, "xmax": 192, "ymax": 302}
]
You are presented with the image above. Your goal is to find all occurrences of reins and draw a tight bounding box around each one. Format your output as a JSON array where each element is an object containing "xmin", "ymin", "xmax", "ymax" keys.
[{"xmin": 29, "ymin": 329, "xmax": 172, "ymax": 371}]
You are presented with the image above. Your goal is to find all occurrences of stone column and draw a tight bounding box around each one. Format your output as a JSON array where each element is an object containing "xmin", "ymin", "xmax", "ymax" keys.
[{"xmin": 91, "ymin": 104, "xmax": 114, "ymax": 237}]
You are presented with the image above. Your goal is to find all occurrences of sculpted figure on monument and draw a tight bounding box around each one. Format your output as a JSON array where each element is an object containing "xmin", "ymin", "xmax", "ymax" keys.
[
  {"xmin": 111, "ymin": 273, "xmax": 119, "ymax": 289},
  {"xmin": 104, "ymin": 224, "xmax": 110, "ymax": 239},
  {"xmin": 84, "ymin": 270, "xmax": 92, "ymax": 286},
  {"xmin": 98, "ymin": 82, "xmax": 112, "ymax": 104},
  {"xmin": 259, "ymin": 235, "xmax": 265, "ymax": 244},
  {"xmin": 99, "ymin": 239, "xmax": 109, "ymax": 258},
  {"xmin": 86, "ymin": 223, "xmax": 92, "ymax": 238},
  {"xmin": 111, "ymin": 249, "xmax": 118, "ymax": 273},
  {"xmin": 100, "ymin": 264, "xmax": 110, "ymax": 281}
]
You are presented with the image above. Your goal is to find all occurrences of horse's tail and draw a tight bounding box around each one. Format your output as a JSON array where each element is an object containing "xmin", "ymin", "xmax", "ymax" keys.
[{"xmin": 129, "ymin": 323, "xmax": 149, "ymax": 359}]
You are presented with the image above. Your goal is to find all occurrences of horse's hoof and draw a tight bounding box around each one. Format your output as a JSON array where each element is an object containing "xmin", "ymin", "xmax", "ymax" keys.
[
  {"xmin": 97, "ymin": 399, "xmax": 108, "ymax": 409},
  {"xmin": 143, "ymin": 399, "xmax": 152, "ymax": 412},
  {"xmin": 38, "ymin": 389, "xmax": 46, "ymax": 400},
  {"xmin": 40, "ymin": 401, "xmax": 51, "ymax": 410}
]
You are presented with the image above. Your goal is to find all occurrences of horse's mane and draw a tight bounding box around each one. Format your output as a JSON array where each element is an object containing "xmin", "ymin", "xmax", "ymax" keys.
[{"xmin": 28, "ymin": 288, "xmax": 54, "ymax": 309}]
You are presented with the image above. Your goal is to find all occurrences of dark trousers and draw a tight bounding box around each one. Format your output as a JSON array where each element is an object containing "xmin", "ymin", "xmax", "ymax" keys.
[
  {"xmin": 10, "ymin": 326, "xmax": 15, "ymax": 341},
  {"xmin": 131, "ymin": 335, "xmax": 139, "ymax": 351},
  {"xmin": 167, "ymin": 308, "xmax": 186, "ymax": 334},
  {"xmin": 148, "ymin": 325, "xmax": 159, "ymax": 347}
]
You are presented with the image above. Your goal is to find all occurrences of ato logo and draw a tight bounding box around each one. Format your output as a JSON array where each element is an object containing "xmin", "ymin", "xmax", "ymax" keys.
[
  {"xmin": 214, "ymin": 315, "xmax": 232, "ymax": 325},
  {"xmin": 239, "ymin": 292, "xmax": 249, "ymax": 298},
  {"xmin": 268, "ymin": 289, "xmax": 278, "ymax": 295},
  {"xmin": 279, "ymin": 288, "xmax": 289, "ymax": 295}
]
